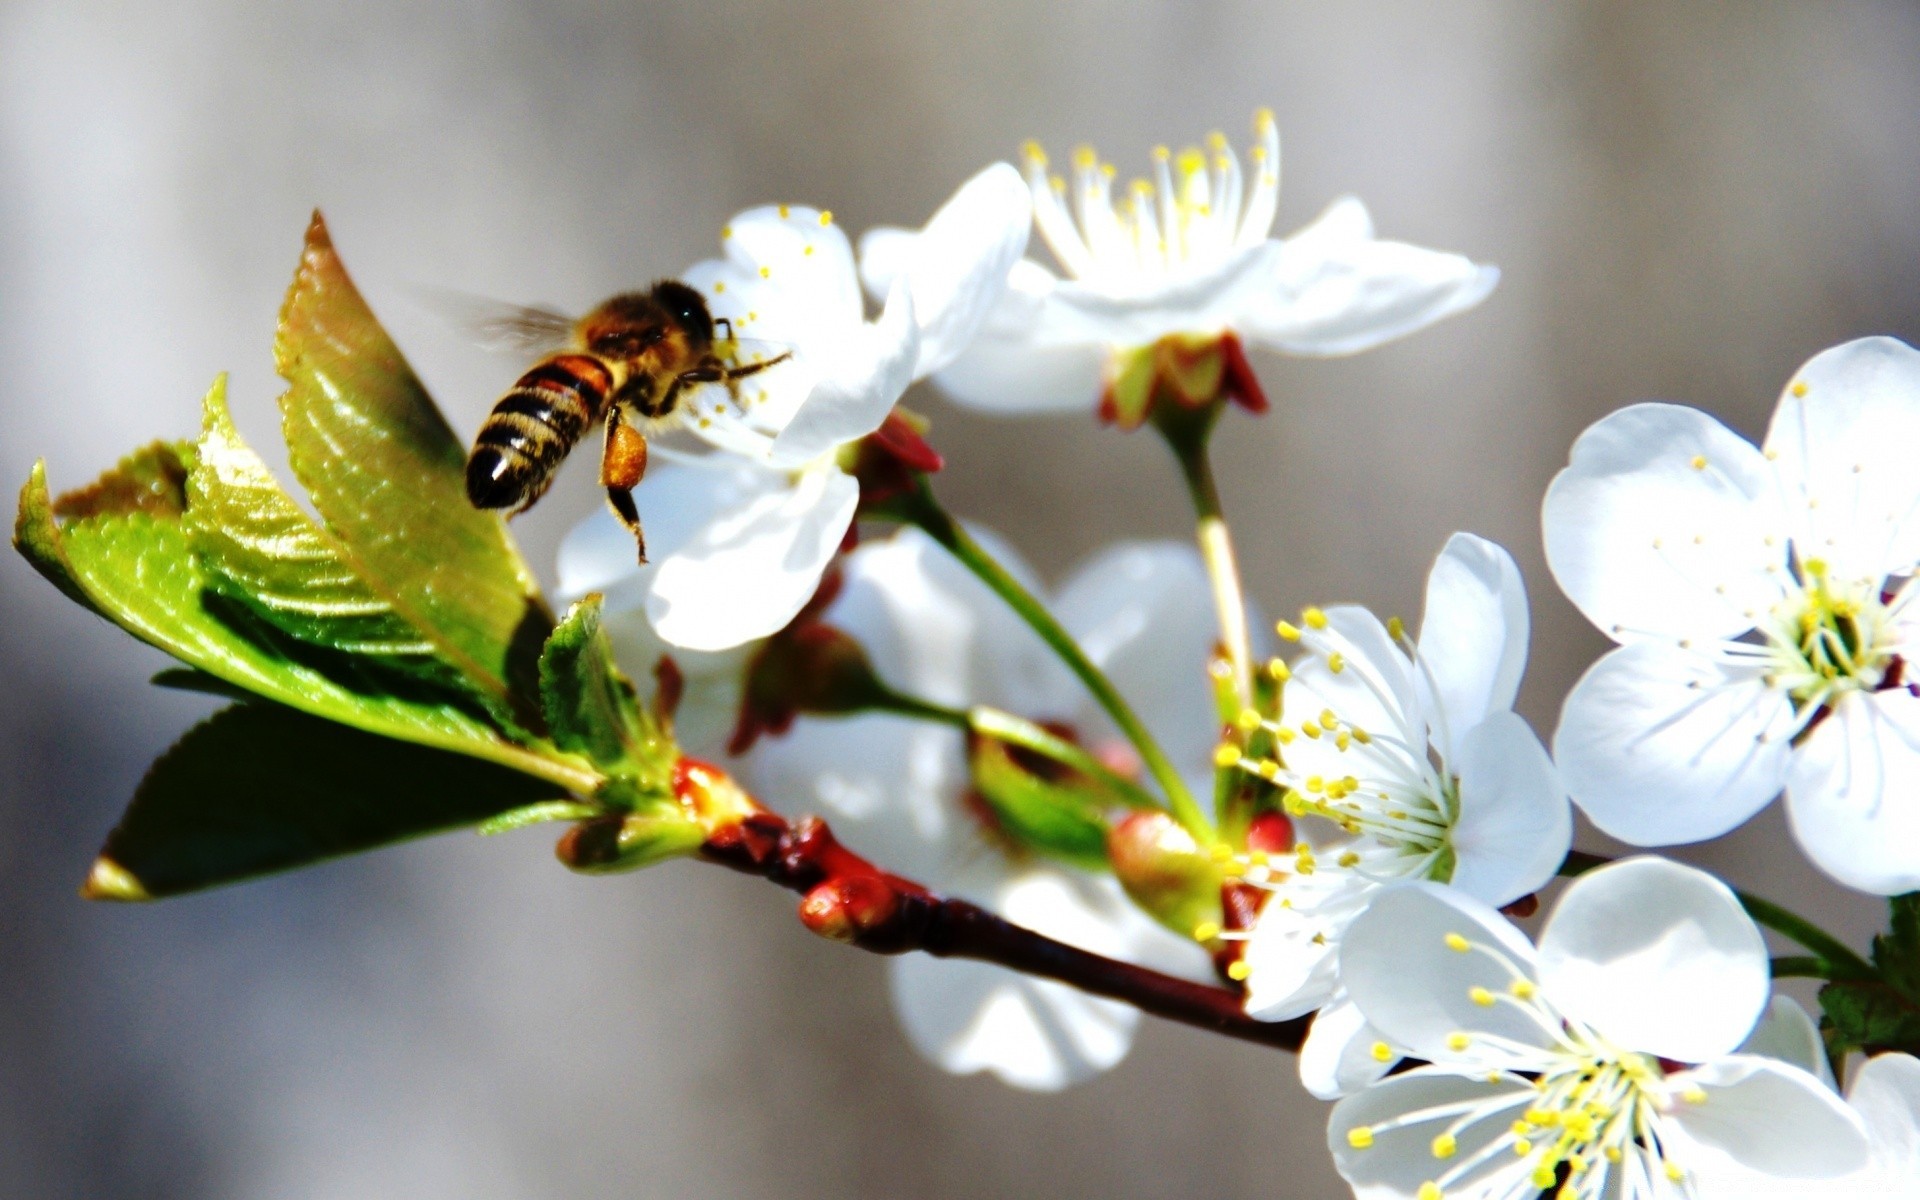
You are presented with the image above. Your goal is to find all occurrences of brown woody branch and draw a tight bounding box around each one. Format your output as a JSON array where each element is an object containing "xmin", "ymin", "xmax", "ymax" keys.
[{"xmin": 699, "ymin": 809, "xmax": 1308, "ymax": 1054}]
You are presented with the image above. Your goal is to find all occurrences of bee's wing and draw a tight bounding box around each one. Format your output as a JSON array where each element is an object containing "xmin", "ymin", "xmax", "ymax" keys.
[{"xmin": 408, "ymin": 285, "xmax": 578, "ymax": 354}]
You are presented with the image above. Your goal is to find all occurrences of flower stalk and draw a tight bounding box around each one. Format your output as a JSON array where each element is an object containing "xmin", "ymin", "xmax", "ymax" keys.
[
  {"xmin": 873, "ymin": 479, "xmax": 1212, "ymax": 839},
  {"xmin": 1154, "ymin": 401, "xmax": 1254, "ymax": 713}
]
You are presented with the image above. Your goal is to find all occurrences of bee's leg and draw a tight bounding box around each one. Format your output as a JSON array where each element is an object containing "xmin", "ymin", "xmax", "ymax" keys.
[
  {"xmin": 599, "ymin": 405, "xmax": 650, "ymax": 564},
  {"xmin": 677, "ymin": 350, "xmax": 794, "ymax": 415},
  {"xmin": 719, "ymin": 349, "xmax": 794, "ymax": 381},
  {"xmin": 713, "ymin": 317, "xmax": 735, "ymax": 342}
]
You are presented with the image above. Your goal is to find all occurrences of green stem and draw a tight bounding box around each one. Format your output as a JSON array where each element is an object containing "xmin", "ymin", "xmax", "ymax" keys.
[
  {"xmin": 862, "ymin": 688, "xmax": 1159, "ymax": 811},
  {"xmin": 1561, "ymin": 850, "xmax": 1875, "ymax": 980},
  {"xmin": 876, "ymin": 481, "xmax": 1212, "ymax": 840},
  {"xmin": 1770, "ymin": 955, "xmax": 1831, "ymax": 980},
  {"xmin": 1155, "ymin": 406, "xmax": 1254, "ymax": 713}
]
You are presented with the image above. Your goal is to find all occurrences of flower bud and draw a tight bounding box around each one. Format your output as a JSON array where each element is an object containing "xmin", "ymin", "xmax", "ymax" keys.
[
  {"xmin": 729, "ymin": 610, "xmax": 891, "ymax": 754},
  {"xmin": 1245, "ymin": 810, "xmax": 1296, "ymax": 856},
  {"xmin": 798, "ymin": 875, "xmax": 902, "ymax": 944},
  {"xmin": 842, "ymin": 409, "xmax": 945, "ymax": 510},
  {"xmin": 1107, "ymin": 811, "xmax": 1222, "ymax": 938}
]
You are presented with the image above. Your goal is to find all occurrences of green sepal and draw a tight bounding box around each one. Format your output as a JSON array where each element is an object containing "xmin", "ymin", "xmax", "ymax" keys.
[
  {"xmin": 274, "ymin": 211, "xmax": 549, "ymax": 719},
  {"xmin": 476, "ymin": 800, "xmax": 601, "ymax": 836},
  {"xmin": 1821, "ymin": 892, "xmax": 1920, "ymax": 1056},
  {"xmin": 967, "ymin": 734, "xmax": 1112, "ymax": 873},
  {"xmin": 85, "ymin": 702, "xmax": 567, "ymax": 900}
]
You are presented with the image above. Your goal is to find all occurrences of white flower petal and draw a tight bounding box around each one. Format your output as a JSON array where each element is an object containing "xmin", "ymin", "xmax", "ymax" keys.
[
  {"xmin": 888, "ymin": 954, "xmax": 1136, "ymax": 1092},
  {"xmin": 768, "ymin": 281, "xmax": 919, "ymax": 465},
  {"xmin": 1299, "ymin": 994, "xmax": 1398, "ymax": 1102},
  {"xmin": 1786, "ymin": 689, "xmax": 1920, "ymax": 895},
  {"xmin": 1764, "ymin": 336, "xmax": 1920, "ymax": 584},
  {"xmin": 1416, "ymin": 532, "xmax": 1529, "ymax": 748},
  {"xmin": 888, "ymin": 868, "xmax": 1144, "ymax": 1091},
  {"xmin": 925, "ymin": 259, "xmax": 1112, "ymax": 415},
  {"xmin": 1279, "ymin": 606, "xmax": 1424, "ymax": 788},
  {"xmin": 1339, "ymin": 882, "xmax": 1551, "ymax": 1065},
  {"xmin": 1242, "ymin": 873, "xmax": 1370, "ymax": 1021},
  {"xmin": 828, "ymin": 525, "xmax": 1074, "ymax": 715},
  {"xmin": 1241, "ymin": 196, "xmax": 1499, "ymax": 357},
  {"xmin": 1740, "ymin": 995, "xmax": 1835, "ymax": 1089},
  {"xmin": 1538, "ymin": 857, "xmax": 1768, "ymax": 1063},
  {"xmin": 1671, "ymin": 1056, "xmax": 1868, "ymax": 1180},
  {"xmin": 856, "ymin": 225, "xmax": 913, "ymax": 297},
  {"xmin": 1025, "ymin": 240, "xmax": 1285, "ymax": 346},
  {"xmin": 1850, "ymin": 1053, "xmax": 1920, "ymax": 1187},
  {"xmin": 709, "ymin": 203, "xmax": 863, "ymax": 338},
  {"xmin": 927, "ymin": 320, "xmax": 1111, "ymax": 415},
  {"xmin": 1543, "ymin": 402, "xmax": 1786, "ymax": 642},
  {"xmin": 1053, "ymin": 541, "xmax": 1225, "ymax": 776},
  {"xmin": 1328, "ymin": 1068, "xmax": 1534, "ymax": 1200},
  {"xmin": 744, "ymin": 711, "xmax": 965, "ymax": 884},
  {"xmin": 1553, "ymin": 641, "xmax": 1795, "ymax": 845},
  {"xmin": 1447, "ymin": 711, "xmax": 1570, "ymax": 906},
  {"xmin": 556, "ymin": 461, "xmax": 764, "ymax": 604},
  {"xmin": 890, "ymin": 162, "xmax": 1032, "ymax": 377},
  {"xmin": 646, "ymin": 464, "xmax": 857, "ymax": 651}
]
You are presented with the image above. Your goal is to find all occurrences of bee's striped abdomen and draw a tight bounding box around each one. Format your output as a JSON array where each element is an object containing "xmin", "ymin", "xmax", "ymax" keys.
[{"xmin": 465, "ymin": 354, "xmax": 614, "ymax": 511}]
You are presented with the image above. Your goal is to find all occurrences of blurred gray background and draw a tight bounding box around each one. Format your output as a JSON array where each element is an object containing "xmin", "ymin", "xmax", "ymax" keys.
[{"xmin": 4, "ymin": 2, "xmax": 1919, "ymax": 1196}]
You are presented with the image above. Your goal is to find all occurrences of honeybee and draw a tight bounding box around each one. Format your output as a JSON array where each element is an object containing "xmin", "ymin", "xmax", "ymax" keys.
[{"xmin": 463, "ymin": 280, "xmax": 790, "ymax": 562}]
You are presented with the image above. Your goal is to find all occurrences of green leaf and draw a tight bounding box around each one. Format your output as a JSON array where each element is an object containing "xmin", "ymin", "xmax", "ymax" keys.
[
  {"xmin": 187, "ymin": 375, "xmax": 505, "ymax": 722},
  {"xmin": 15, "ymin": 445, "xmax": 191, "ymax": 615},
  {"xmin": 539, "ymin": 595, "xmax": 649, "ymax": 765},
  {"xmin": 1818, "ymin": 978, "xmax": 1920, "ymax": 1055},
  {"xmin": 539, "ymin": 595, "xmax": 674, "ymax": 803},
  {"xmin": 274, "ymin": 211, "xmax": 548, "ymax": 715},
  {"xmin": 85, "ymin": 702, "xmax": 567, "ymax": 900},
  {"xmin": 14, "ymin": 455, "xmax": 599, "ymax": 796},
  {"xmin": 1820, "ymin": 892, "xmax": 1920, "ymax": 1055},
  {"xmin": 190, "ymin": 376, "xmax": 442, "ymax": 660},
  {"xmin": 968, "ymin": 734, "xmax": 1112, "ymax": 873}
]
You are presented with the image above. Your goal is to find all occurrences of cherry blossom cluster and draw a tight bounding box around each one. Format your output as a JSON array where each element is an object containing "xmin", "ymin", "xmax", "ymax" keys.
[{"xmin": 526, "ymin": 109, "xmax": 1920, "ymax": 1197}]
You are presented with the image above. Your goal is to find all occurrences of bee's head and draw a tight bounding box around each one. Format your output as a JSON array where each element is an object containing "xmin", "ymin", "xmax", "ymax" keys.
[
  {"xmin": 579, "ymin": 293, "xmax": 667, "ymax": 359},
  {"xmin": 648, "ymin": 280, "xmax": 714, "ymax": 346}
]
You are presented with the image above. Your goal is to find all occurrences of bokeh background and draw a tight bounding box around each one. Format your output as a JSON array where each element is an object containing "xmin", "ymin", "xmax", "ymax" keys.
[{"xmin": 4, "ymin": 2, "xmax": 1920, "ymax": 1196}]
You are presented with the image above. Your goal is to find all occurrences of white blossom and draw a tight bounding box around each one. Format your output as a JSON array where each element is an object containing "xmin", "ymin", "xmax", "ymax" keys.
[
  {"xmin": 1236, "ymin": 533, "xmax": 1569, "ymax": 1093},
  {"xmin": 860, "ymin": 110, "xmax": 1497, "ymax": 421},
  {"xmin": 1545, "ymin": 336, "xmax": 1920, "ymax": 894},
  {"xmin": 1329, "ymin": 858, "xmax": 1868, "ymax": 1199},
  {"xmin": 738, "ymin": 527, "xmax": 1215, "ymax": 1090},
  {"xmin": 1694, "ymin": 1031, "xmax": 1920, "ymax": 1197},
  {"xmin": 564, "ymin": 163, "xmax": 1031, "ymax": 653}
]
